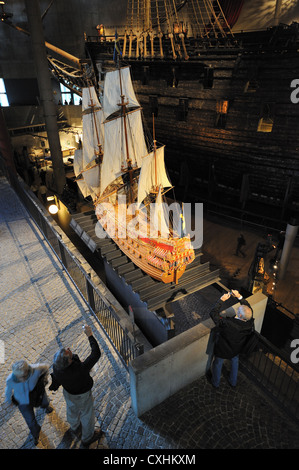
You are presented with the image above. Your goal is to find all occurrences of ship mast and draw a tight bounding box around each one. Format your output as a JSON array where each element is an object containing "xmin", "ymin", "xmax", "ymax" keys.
[
  {"xmin": 153, "ymin": 113, "xmax": 158, "ymax": 191},
  {"xmin": 87, "ymin": 84, "xmax": 103, "ymax": 164},
  {"xmin": 118, "ymin": 67, "xmax": 134, "ymax": 201}
]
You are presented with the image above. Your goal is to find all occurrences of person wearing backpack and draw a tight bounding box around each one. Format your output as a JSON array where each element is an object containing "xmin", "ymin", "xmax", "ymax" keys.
[{"xmin": 208, "ymin": 289, "xmax": 256, "ymax": 389}]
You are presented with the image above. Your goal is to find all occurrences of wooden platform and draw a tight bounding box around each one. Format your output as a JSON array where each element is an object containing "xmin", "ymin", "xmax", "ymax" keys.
[{"xmin": 70, "ymin": 210, "xmax": 220, "ymax": 312}]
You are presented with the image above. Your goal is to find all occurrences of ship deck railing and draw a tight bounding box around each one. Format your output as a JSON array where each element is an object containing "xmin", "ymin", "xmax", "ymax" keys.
[{"xmin": 85, "ymin": 24, "xmax": 299, "ymax": 62}]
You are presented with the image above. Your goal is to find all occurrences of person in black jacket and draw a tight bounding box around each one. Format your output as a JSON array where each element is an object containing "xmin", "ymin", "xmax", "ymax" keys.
[
  {"xmin": 235, "ymin": 233, "xmax": 246, "ymax": 257},
  {"xmin": 49, "ymin": 325, "xmax": 101, "ymax": 447},
  {"xmin": 208, "ymin": 289, "xmax": 254, "ymax": 388}
]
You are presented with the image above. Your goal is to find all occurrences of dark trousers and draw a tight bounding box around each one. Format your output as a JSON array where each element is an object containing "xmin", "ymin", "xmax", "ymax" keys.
[
  {"xmin": 235, "ymin": 244, "xmax": 246, "ymax": 257},
  {"xmin": 212, "ymin": 355, "xmax": 239, "ymax": 388},
  {"xmin": 18, "ymin": 392, "xmax": 49, "ymax": 438}
]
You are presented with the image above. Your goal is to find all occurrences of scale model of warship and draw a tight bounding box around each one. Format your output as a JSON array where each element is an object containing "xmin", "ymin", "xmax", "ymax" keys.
[{"xmin": 73, "ymin": 64, "xmax": 195, "ymax": 284}]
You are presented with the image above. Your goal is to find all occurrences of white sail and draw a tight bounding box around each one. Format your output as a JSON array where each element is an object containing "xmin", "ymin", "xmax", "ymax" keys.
[
  {"xmin": 73, "ymin": 149, "xmax": 97, "ymax": 199},
  {"xmin": 103, "ymin": 66, "xmax": 140, "ymax": 119},
  {"xmin": 82, "ymin": 86, "xmax": 101, "ymax": 113},
  {"xmin": 137, "ymin": 146, "xmax": 171, "ymax": 206},
  {"xmin": 82, "ymin": 87, "xmax": 104, "ymax": 165},
  {"xmin": 150, "ymin": 186, "xmax": 170, "ymax": 238},
  {"xmin": 100, "ymin": 108, "xmax": 148, "ymax": 195},
  {"xmin": 80, "ymin": 87, "xmax": 105, "ymax": 194}
]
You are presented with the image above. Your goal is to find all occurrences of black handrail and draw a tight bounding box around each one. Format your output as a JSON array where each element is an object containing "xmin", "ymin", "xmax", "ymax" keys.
[
  {"xmin": 240, "ymin": 332, "xmax": 299, "ymax": 422},
  {"xmin": 5, "ymin": 170, "xmax": 143, "ymax": 369}
]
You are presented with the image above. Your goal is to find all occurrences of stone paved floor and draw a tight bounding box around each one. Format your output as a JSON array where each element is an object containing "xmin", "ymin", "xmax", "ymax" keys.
[{"xmin": 0, "ymin": 176, "xmax": 298, "ymax": 451}]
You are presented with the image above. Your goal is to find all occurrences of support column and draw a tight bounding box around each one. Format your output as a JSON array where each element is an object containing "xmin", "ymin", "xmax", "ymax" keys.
[
  {"xmin": 25, "ymin": 0, "xmax": 66, "ymax": 195},
  {"xmin": 279, "ymin": 219, "xmax": 299, "ymax": 280},
  {"xmin": 0, "ymin": 107, "xmax": 17, "ymax": 179}
]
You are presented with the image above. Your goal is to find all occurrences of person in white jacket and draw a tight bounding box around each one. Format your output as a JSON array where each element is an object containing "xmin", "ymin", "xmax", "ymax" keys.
[{"xmin": 5, "ymin": 360, "xmax": 52, "ymax": 444}]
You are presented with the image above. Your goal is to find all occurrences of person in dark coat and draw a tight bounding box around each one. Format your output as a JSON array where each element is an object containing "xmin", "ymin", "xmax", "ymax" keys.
[
  {"xmin": 235, "ymin": 233, "xmax": 246, "ymax": 257},
  {"xmin": 49, "ymin": 325, "xmax": 102, "ymax": 447},
  {"xmin": 208, "ymin": 289, "xmax": 255, "ymax": 388}
]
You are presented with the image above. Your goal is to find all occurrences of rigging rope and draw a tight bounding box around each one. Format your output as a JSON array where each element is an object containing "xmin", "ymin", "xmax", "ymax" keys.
[{"xmin": 123, "ymin": 0, "xmax": 234, "ymax": 60}]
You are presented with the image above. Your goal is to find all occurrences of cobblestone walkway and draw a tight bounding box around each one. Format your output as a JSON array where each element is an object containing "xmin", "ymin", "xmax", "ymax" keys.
[{"xmin": 0, "ymin": 176, "xmax": 298, "ymax": 451}]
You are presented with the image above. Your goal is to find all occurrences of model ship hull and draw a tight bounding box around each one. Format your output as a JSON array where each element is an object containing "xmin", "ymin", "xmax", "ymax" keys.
[{"xmin": 95, "ymin": 203, "xmax": 194, "ymax": 284}]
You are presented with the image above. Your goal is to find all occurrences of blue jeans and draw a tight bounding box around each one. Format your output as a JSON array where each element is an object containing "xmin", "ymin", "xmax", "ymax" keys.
[
  {"xmin": 18, "ymin": 392, "xmax": 50, "ymax": 438},
  {"xmin": 212, "ymin": 355, "xmax": 239, "ymax": 388}
]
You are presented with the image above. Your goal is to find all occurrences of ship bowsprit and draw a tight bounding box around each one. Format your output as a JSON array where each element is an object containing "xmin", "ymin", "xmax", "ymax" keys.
[{"xmin": 69, "ymin": 210, "xmax": 220, "ymax": 319}]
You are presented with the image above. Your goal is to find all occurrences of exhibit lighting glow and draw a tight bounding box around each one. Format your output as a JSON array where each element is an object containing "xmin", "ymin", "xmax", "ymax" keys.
[{"xmin": 48, "ymin": 204, "xmax": 58, "ymax": 214}]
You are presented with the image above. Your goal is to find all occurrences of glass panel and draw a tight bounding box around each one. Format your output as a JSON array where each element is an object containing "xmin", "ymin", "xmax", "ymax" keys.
[
  {"xmin": 0, "ymin": 79, "xmax": 9, "ymax": 106},
  {"xmin": 62, "ymin": 93, "xmax": 71, "ymax": 104},
  {"xmin": 60, "ymin": 84, "xmax": 69, "ymax": 93},
  {"xmin": 73, "ymin": 94, "xmax": 81, "ymax": 105},
  {"xmin": 0, "ymin": 78, "xmax": 5, "ymax": 93},
  {"xmin": 0, "ymin": 94, "xmax": 9, "ymax": 107}
]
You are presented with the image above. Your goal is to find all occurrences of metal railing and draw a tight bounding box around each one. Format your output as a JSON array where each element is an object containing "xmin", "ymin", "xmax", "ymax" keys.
[
  {"xmin": 2, "ymin": 164, "xmax": 297, "ymax": 414},
  {"xmin": 267, "ymin": 297, "xmax": 296, "ymax": 320},
  {"xmin": 240, "ymin": 333, "xmax": 299, "ymax": 422},
  {"xmin": 6, "ymin": 170, "xmax": 143, "ymax": 369}
]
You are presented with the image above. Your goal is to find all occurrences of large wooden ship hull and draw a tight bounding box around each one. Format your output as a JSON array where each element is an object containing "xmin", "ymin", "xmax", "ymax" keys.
[{"xmin": 82, "ymin": 22, "xmax": 299, "ymax": 231}]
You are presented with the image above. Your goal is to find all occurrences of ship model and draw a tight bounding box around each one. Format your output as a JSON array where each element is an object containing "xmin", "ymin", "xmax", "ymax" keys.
[{"xmin": 73, "ymin": 64, "xmax": 195, "ymax": 283}]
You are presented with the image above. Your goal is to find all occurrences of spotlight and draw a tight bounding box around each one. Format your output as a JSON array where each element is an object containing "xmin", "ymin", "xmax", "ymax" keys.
[{"xmin": 48, "ymin": 204, "xmax": 58, "ymax": 215}]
